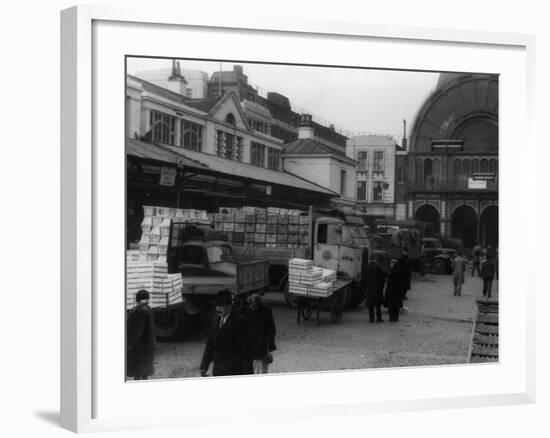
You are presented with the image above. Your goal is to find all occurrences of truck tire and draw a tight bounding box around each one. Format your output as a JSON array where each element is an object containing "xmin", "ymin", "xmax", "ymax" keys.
[
  {"xmin": 431, "ymin": 258, "xmax": 447, "ymax": 275},
  {"xmin": 283, "ymin": 282, "xmax": 298, "ymax": 309},
  {"xmin": 154, "ymin": 308, "xmax": 187, "ymax": 341}
]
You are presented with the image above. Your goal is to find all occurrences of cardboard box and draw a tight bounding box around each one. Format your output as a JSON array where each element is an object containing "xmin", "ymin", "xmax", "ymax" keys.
[
  {"xmin": 288, "ymin": 224, "xmax": 299, "ymax": 234},
  {"xmin": 245, "ymin": 233, "xmax": 255, "ymax": 243},
  {"xmin": 235, "ymin": 212, "xmax": 246, "ymax": 223},
  {"xmin": 256, "ymin": 224, "xmax": 267, "ymax": 233},
  {"xmin": 277, "ymin": 225, "xmax": 288, "ymax": 234},
  {"xmin": 254, "ymin": 233, "xmax": 266, "ymax": 243},
  {"xmin": 233, "ymin": 232, "xmax": 244, "ymax": 243},
  {"xmin": 245, "ymin": 223, "xmax": 256, "ymax": 233},
  {"xmin": 288, "ymin": 215, "xmax": 299, "ymax": 225},
  {"xmin": 234, "ymin": 223, "xmax": 245, "ymax": 232},
  {"xmin": 277, "ymin": 234, "xmax": 287, "ymax": 243},
  {"xmin": 267, "ymin": 214, "xmax": 278, "ymax": 224},
  {"xmin": 256, "ymin": 213, "xmax": 267, "ymax": 223},
  {"xmin": 277, "ymin": 215, "xmax": 288, "ymax": 225},
  {"xmin": 266, "ymin": 234, "xmax": 277, "ymax": 243},
  {"xmin": 245, "ymin": 214, "xmax": 256, "ymax": 223},
  {"xmin": 266, "ymin": 224, "xmax": 277, "ymax": 233},
  {"xmin": 223, "ymin": 223, "xmax": 234, "ymax": 232}
]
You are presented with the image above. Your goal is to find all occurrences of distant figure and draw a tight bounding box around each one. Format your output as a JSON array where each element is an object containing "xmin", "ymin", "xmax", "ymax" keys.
[
  {"xmin": 398, "ymin": 248, "xmax": 412, "ymax": 301},
  {"xmin": 243, "ymin": 293, "xmax": 276, "ymax": 374},
  {"xmin": 480, "ymin": 255, "xmax": 497, "ymax": 298},
  {"xmin": 127, "ymin": 289, "xmax": 156, "ymax": 380},
  {"xmin": 452, "ymin": 252, "xmax": 467, "ymax": 296},
  {"xmin": 200, "ymin": 289, "xmax": 253, "ymax": 377},
  {"xmin": 472, "ymin": 245, "xmax": 482, "ymax": 277},
  {"xmin": 384, "ymin": 259, "xmax": 403, "ymax": 322},
  {"xmin": 364, "ymin": 254, "xmax": 386, "ymax": 323}
]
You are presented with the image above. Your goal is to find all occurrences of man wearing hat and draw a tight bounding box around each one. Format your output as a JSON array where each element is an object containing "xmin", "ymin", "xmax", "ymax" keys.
[
  {"xmin": 200, "ymin": 289, "xmax": 253, "ymax": 377},
  {"xmin": 127, "ymin": 289, "xmax": 156, "ymax": 380}
]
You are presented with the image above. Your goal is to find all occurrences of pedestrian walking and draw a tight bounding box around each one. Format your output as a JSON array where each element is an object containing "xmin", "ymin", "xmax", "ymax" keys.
[
  {"xmin": 384, "ymin": 259, "xmax": 402, "ymax": 322},
  {"xmin": 452, "ymin": 252, "xmax": 467, "ymax": 296},
  {"xmin": 480, "ymin": 255, "xmax": 496, "ymax": 298},
  {"xmin": 243, "ymin": 293, "xmax": 277, "ymax": 374},
  {"xmin": 471, "ymin": 245, "xmax": 482, "ymax": 277},
  {"xmin": 200, "ymin": 289, "xmax": 253, "ymax": 377},
  {"xmin": 364, "ymin": 254, "xmax": 386, "ymax": 322},
  {"xmin": 127, "ymin": 289, "xmax": 156, "ymax": 380},
  {"xmin": 398, "ymin": 248, "xmax": 412, "ymax": 301}
]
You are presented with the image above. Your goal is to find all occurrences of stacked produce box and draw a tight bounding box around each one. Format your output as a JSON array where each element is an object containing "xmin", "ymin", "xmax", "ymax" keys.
[
  {"xmin": 126, "ymin": 206, "xmax": 209, "ymax": 309},
  {"xmin": 287, "ymin": 258, "xmax": 336, "ymax": 298},
  {"xmin": 212, "ymin": 206, "xmax": 310, "ymax": 249}
]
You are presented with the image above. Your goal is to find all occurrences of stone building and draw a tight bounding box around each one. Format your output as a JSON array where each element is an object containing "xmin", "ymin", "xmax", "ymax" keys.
[
  {"xmin": 407, "ymin": 73, "xmax": 498, "ymax": 248},
  {"xmin": 346, "ymin": 135, "xmax": 401, "ymax": 218}
]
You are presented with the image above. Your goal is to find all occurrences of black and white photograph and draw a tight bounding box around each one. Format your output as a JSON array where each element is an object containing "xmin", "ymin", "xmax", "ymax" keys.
[{"xmin": 125, "ymin": 56, "xmax": 499, "ymax": 381}]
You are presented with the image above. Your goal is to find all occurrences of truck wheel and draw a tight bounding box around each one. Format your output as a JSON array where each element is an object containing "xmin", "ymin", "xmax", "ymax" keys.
[
  {"xmin": 431, "ymin": 259, "xmax": 447, "ymax": 275},
  {"xmin": 283, "ymin": 282, "xmax": 298, "ymax": 309},
  {"xmin": 155, "ymin": 308, "xmax": 187, "ymax": 341}
]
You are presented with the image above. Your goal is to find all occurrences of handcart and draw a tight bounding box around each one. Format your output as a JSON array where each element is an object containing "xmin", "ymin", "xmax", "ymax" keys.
[{"xmin": 292, "ymin": 278, "xmax": 350, "ymax": 325}]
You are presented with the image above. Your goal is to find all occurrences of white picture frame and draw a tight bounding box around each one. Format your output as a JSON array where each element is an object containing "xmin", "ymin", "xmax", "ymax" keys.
[{"xmin": 60, "ymin": 5, "xmax": 536, "ymax": 433}]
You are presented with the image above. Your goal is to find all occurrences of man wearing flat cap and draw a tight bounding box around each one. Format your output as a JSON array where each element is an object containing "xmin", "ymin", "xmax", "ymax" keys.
[
  {"xmin": 127, "ymin": 289, "xmax": 156, "ymax": 380},
  {"xmin": 200, "ymin": 289, "xmax": 253, "ymax": 377}
]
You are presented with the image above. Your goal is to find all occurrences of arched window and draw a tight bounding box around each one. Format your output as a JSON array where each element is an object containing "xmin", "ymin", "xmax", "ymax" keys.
[
  {"xmin": 480, "ymin": 159, "xmax": 489, "ymax": 172},
  {"xmin": 433, "ymin": 158, "xmax": 442, "ymax": 189},
  {"xmin": 472, "ymin": 159, "xmax": 480, "ymax": 174},
  {"xmin": 424, "ymin": 158, "xmax": 433, "ymax": 189},
  {"xmin": 462, "ymin": 159, "xmax": 470, "ymax": 178},
  {"xmin": 453, "ymin": 159, "xmax": 461, "ymax": 189},
  {"xmin": 489, "ymin": 159, "xmax": 498, "ymax": 179},
  {"xmin": 415, "ymin": 158, "xmax": 423, "ymax": 188},
  {"xmin": 225, "ymin": 113, "xmax": 236, "ymax": 125}
]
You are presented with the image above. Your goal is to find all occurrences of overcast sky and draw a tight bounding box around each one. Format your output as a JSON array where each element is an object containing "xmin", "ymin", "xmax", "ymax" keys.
[{"xmin": 127, "ymin": 57, "xmax": 440, "ymax": 141}]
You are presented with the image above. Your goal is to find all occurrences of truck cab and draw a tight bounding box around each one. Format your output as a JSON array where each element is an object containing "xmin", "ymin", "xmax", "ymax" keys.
[{"xmin": 313, "ymin": 217, "xmax": 370, "ymax": 306}]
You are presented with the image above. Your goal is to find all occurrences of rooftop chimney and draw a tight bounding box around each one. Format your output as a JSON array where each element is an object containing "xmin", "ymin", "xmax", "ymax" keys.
[
  {"xmin": 233, "ymin": 65, "xmax": 243, "ymax": 75},
  {"xmin": 298, "ymin": 114, "xmax": 314, "ymax": 139},
  {"xmin": 402, "ymin": 119, "xmax": 408, "ymax": 150}
]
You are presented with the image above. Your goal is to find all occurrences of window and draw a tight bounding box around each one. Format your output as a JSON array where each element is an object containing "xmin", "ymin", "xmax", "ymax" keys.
[
  {"xmin": 150, "ymin": 110, "xmax": 176, "ymax": 145},
  {"xmin": 216, "ymin": 131, "xmax": 243, "ymax": 161},
  {"xmin": 225, "ymin": 113, "xmax": 236, "ymax": 125},
  {"xmin": 373, "ymin": 151, "xmax": 384, "ymax": 172},
  {"xmin": 181, "ymin": 120, "xmax": 203, "ymax": 151},
  {"xmin": 250, "ymin": 142, "xmax": 266, "ymax": 167},
  {"xmin": 340, "ymin": 170, "xmax": 347, "ymax": 196},
  {"xmin": 357, "ymin": 181, "xmax": 366, "ymax": 200},
  {"xmin": 358, "ymin": 151, "xmax": 367, "ymax": 171},
  {"xmin": 316, "ymin": 223, "xmax": 341, "ymax": 245},
  {"xmin": 373, "ymin": 181, "xmax": 383, "ymax": 201},
  {"xmin": 267, "ymin": 148, "xmax": 280, "ymax": 170}
]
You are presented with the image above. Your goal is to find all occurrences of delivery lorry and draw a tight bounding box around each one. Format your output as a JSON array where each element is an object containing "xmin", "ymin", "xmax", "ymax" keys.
[
  {"xmin": 126, "ymin": 206, "xmax": 268, "ymax": 341},
  {"xmin": 212, "ymin": 206, "xmax": 371, "ymax": 308}
]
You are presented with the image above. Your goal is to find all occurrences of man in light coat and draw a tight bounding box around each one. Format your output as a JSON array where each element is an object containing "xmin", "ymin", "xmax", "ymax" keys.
[{"xmin": 452, "ymin": 252, "xmax": 467, "ymax": 296}]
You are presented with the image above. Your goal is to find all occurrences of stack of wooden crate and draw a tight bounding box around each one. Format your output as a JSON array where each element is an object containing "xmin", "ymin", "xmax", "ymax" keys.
[
  {"xmin": 288, "ymin": 258, "xmax": 336, "ymax": 298},
  {"xmin": 213, "ymin": 206, "xmax": 309, "ymax": 249}
]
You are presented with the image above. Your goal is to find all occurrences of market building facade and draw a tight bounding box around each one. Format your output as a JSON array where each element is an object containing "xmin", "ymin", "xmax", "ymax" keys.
[
  {"xmin": 125, "ymin": 74, "xmax": 341, "ymax": 245},
  {"xmin": 406, "ymin": 73, "xmax": 499, "ymax": 249}
]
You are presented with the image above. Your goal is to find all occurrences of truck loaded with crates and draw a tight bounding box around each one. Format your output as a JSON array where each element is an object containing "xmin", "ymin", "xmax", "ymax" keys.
[
  {"xmin": 126, "ymin": 206, "xmax": 269, "ymax": 341},
  {"xmin": 211, "ymin": 206, "xmax": 371, "ymax": 308}
]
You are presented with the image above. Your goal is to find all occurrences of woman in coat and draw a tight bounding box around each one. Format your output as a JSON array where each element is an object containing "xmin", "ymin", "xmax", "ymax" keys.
[
  {"xmin": 127, "ymin": 289, "xmax": 156, "ymax": 380},
  {"xmin": 384, "ymin": 259, "xmax": 403, "ymax": 322}
]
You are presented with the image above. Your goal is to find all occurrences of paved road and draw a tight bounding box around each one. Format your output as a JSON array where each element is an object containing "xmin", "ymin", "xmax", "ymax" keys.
[{"xmin": 149, "ymin": 272, "xmax": 499, "ymax": 379}]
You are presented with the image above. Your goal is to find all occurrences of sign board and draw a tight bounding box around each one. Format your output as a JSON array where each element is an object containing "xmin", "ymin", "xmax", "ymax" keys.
[
  {"xmin": 468, "ymin": 177, "xmax": 487, "ymax": 189},
  {"xmin": 159, "ymin": 166, "xmax": 177, "ymax": 186}
]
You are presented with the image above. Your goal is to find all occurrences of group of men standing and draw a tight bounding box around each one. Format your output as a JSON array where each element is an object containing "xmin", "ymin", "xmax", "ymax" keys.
[
  {"xmin": 199, "ymin": 289, "xmax": 276, "ymax": 377},
  {"xmin": 452, "ymin": 245, "xmax": 497, "ymax": 298},
  {"xmin": 126, "ymin": 288, "xmax": 277, "ymax": 380},
  {"xmin": 363, "ymin": 250, "xmax": 412, "ymax": 323}
]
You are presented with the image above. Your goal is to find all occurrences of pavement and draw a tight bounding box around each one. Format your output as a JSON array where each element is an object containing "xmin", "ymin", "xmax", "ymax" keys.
[{"xmin": 149, "ymin": 272, "xmax": 499, "ymax": 379}]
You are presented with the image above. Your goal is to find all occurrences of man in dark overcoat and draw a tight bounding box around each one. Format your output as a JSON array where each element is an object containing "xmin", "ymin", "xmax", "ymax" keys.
[
  {"xmin": 127, "ymin": 289, "xmax": 156, "ymax": 380},
  {"xmin": 364, "ymin": 254, "xmax": 386, "ymax": 323},
  {"xmin": 384, "ymin": 259, "xmax": 403, "ymax": 322},
  {"xmin": 243, "ymin": 293, "xmax": 277, "ymax": 374},
  {"xmin": 200, "ymin": 289, "xmax": 253, "ymax": 377},
  {"xmin": 398, "ymin": 248, "xmax": 412, "ymax": 301}
]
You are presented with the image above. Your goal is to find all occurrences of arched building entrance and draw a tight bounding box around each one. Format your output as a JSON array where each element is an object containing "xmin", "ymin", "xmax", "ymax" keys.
[
  {"xmin": 415, "ymin": 204, "xmax": 440, "ymax": 235},
  {"xmin": 451, "ymin": 205, "xmax": 477, "ymax": 249},
  {"xmin": 480, "ymin": 205, "xmax": 498, "ymax": 247}
]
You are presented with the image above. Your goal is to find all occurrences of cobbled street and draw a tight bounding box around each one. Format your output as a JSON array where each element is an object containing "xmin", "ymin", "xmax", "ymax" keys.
[{"xmin": 151, "ymin": 272, "xmax": 499, "ymax": 379}]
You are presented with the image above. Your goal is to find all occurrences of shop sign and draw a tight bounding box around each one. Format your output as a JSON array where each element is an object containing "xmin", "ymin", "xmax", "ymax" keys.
[
  {"xmin": 159, "ymin": 166, "xmax": 177, "ymax": 186},
  {"xmin": 468, "ymin": 178, "xmax": 487, "ymax": 189}
]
